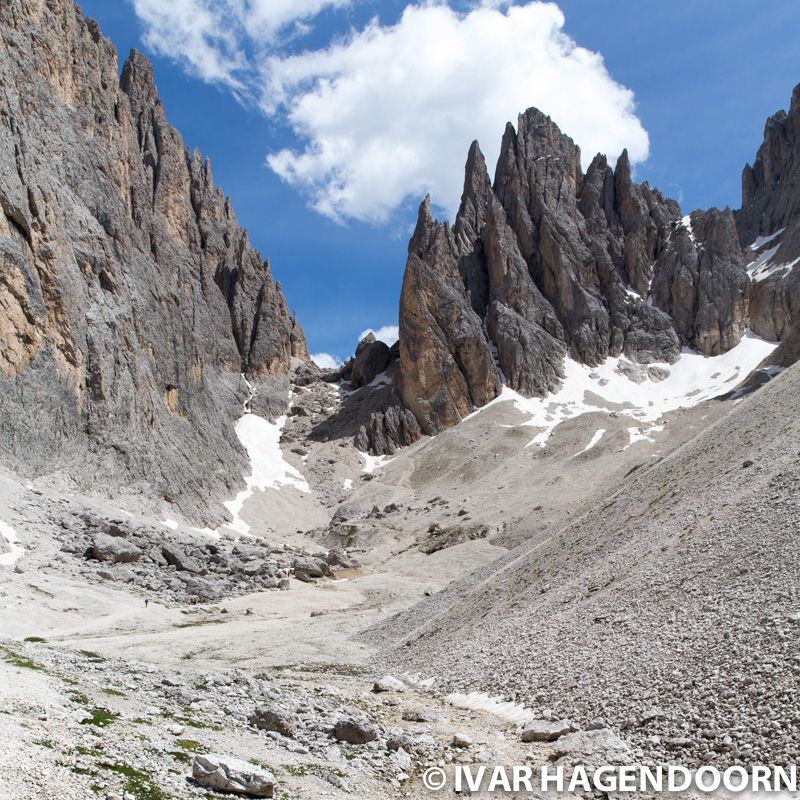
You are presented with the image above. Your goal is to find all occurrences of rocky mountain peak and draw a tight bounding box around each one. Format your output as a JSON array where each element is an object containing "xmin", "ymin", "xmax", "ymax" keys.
[
  {"xmin": 120, "ymin": 48, "xmax": 158, "ymax": 111},
  {"xmin": 393, "ymin": 104, "xmax": 761, "ymax": 447},
  {"xmin": 736, "ymin": 82, "xmax": 800, "ymax": 342},
  {"xmin": 738, "ymin": 81, "xmax": 800, "ymax": 243}
]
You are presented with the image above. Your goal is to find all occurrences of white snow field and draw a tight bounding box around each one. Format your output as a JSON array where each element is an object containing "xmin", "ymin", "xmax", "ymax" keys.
[
  {"xmin": 223, "ymin": 413, "xmax": 311, "ymax": 535},
  {"xmin": 0, "ymin": 519, "xmax": 24, "ymax": 566},
  {"xmin": 471, "ymin": 331, "xmax": 777, "ymax": 448},
  {"xmin": 446, "ymin": 691, "xmax": 535, "ymax": 724}
]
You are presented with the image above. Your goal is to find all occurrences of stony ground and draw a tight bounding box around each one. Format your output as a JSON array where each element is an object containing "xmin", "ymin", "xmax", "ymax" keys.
[
  {"xmin": 1, "ymin": 364, "xmax": 796, "ymax": 798},
  {"xmin": 369, "ymin": 365, "xmax": 800, "ymax": 770}
]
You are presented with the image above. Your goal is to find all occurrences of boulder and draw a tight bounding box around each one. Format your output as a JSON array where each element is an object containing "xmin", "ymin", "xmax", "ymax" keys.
[
  {"xmin": 162, "ymin": 544, "xmax": 204, "ymax": 575},
  {"xmin": 192, "ymin": 754, "xmax": 276, "ymax": 798},
  {"xmin": 452, "ymin": 732, "xmax": 473, "ymax": 748},
  {"xmin": 373, "ymin": 675, "xmax": 406, "ymax": 694},
  {"xmin": 333, "ymin": 717, "xmax": 379, "ymax": 744},
  {"xmin": 520, "ymin": 719, "xmax": 574, "ymax": 743},
  {"xmin": 90, "ymin": 534, "xmax": 141, "ymax": 564},
  {"xmin": 326, "ymin": 549, "xmax": 359, "ymax": 570},
  {"xmin": 249, "ymin": 704, "xmax": 296, "ymax": 738},
  {"xmin": 292, "ymin": 556, "xmax": 332, "ymax": 580},
  {"xmin": 401, "ymin": 705, "xmax": 440, "ymax": 723}
]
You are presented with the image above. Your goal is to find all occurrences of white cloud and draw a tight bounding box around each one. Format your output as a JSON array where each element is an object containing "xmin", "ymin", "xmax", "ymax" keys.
[
  {"xmin": 245, "ymin": 0, "xmax": 349, "ymax": 39},
  {"xmin": 131, "ymin": 0, "xmax": 247, "ymax": 88},
  {"xmin": 130, "ymin": 0, "xmax": 348, "ymax": 89},
  {"xmin": 130, "ymin": 1, "xmax": 650, "ymax": 224},
  {"xmin": 359, "ymin": 325, "xmax": 399, "ymax": 346},
  {"xmin": 263, "ymin": 2, "xmax": 650, "ymax": 222},
  {"xmin": 311, "ymin": 352, "xmax": 342, "ymax": 369}
]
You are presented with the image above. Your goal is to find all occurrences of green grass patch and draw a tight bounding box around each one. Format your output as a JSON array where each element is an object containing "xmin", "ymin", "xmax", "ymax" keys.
[
  {"xmin": 101, "ymin": 762, "xmax": 169, "ymax": 800},
  {"xmin": 78, "ymin": 650, "xmax": 106, "ymax": 663},
  {"xmin": 281, "ymin": 762, "xmax": 346, "ymax": 779},
  {"xmin": 1, "ymin": 648, "xmax": 45, "ymax": 672},
  {"xmin": 23, "ymin": 636, "xmax": 47, "ymax": 643},
  {"xmin": 33, "ymin": 738, "xmax": 55, "ymax": 749},
  {"xmin": 176, "ymin": 739, "xmax": 206, "ymax": 753},
  {"xmin": 80, "ymin": 708, "xmax": 118, "ymax": 728},
  {"xmin": 102, "ymin": 688, "xmax": 127, "ymax": 698}
]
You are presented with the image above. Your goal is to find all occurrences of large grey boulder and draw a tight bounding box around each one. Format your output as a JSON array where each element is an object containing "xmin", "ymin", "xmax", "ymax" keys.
[
  {"xmin": 192, "ymin": 754, "xmax": 276, "ymax": 797},
  {"xmin": 90, "ymin": 534, "xmax": 141, "ymax": 564},
  {"xmin": 161, "ymin": 544, "xmax": 204, "ymax": 575},
  {"xmin": 292, "ymin": 556, "xmax": 332, "ymax": 580},
  {"xmin": 249, "ymin": 704, "xmax": 296, "ymax": 738},
  {"xmin": 333, "ymin": 717, "xmax": 379, "ymax": 744}
]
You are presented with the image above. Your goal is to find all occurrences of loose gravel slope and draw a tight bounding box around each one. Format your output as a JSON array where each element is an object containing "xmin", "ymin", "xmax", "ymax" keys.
[{"xmin": 370, "ymin": 364, "xmax": 800, "ymax": 767}]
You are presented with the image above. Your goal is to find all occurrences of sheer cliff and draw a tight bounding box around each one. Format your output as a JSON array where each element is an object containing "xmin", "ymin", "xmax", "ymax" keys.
[{"xmin": 0, "ymin": 0, "xmax": 307, "ymax": 524}]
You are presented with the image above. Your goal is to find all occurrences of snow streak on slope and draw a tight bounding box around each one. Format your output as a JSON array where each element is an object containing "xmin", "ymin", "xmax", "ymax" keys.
[
  {"xmin": 224, "ymin": 413, "xmax": 311, "ymax": 535},
  {"xmin": 446, "ymin": 692, "xmax": 535, "ymax": 724},
  {"xmin": 576, "ymin": 428, "xmax": 606, "ymax": 455},
  {"xmin": 361, "ymin": 453, "xmax": 396, "ymax": 474},
  {"xmin": 747, "ymin": 227, "xmax": 798, "ymax": 283},
  {"xmin": 0, "ymin": 520, "xmax": 23, "ymax": 566},
  {"xmin": 472, "ymin": 332, "xmax": 777, "ymax": 448}
]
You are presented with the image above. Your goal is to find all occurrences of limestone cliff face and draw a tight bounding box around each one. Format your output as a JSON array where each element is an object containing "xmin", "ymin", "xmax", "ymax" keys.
[
  {"xmin": 0, "ymin": 0, "xmax": 306, "ymax": 523},
  {"xmin": 738, "ymin": 83, "xmax": 800, "ymax": 342},
  {"xmin": 399, "ymin": 109, "xmax": 749, "ymax": 438}
]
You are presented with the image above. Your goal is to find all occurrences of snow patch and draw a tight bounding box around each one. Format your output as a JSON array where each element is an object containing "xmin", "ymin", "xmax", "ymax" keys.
[
  {"xmin": 625, "ymin": 424, "xmax": 665, "ymax": 449},
  {"xmin": 400, "ymin": 673, "xmax": 437, "ymax": 691},
  {"xmin": 368, "ymin": 371, "xmax": 392, "ymax": 388},
  {"xmin": 749, "ymin": 228, "xmax": 785, "ymax": 250},
  {"xmin": 747, "ymin": 229, "xmax": 797, "ymax": 283},
  {"xmin": 361, "ymin": 452, "xmax": 396, "ymax": 475},
  {"xmin": 0, "ymin": 520, "xmax": 24, "ymax": 567},
  {"xmin": 446, "ymin": 692, "xmax": 535, "ymax": 724},
  {"xmin": 470, "ymin": 332, "xmax": 776, "ymax": 449},
  {"xmin": 343, "ymin": 478, "xmax": 353, "ymax": 491},
  {"xmin": 575, "ymin": 428, "xmax": 606, "ymax": 455},
  {"xmin": 681, "ymin": 214, "xmax": 696, "ymax": 243},
  {"xmin": 753, "ymin": 257, "xmax": 799, "ymax": 284},
  {"xmin": 224, "ymin": 413, "xmax": 311, "ymax": 535},
  {"xmin": 189, "ymin": 526, "xmax": 221, "ymax": 540},
  {"xmin": 161, "ymin": 519, "xmax": 179, "ymax": 530}
]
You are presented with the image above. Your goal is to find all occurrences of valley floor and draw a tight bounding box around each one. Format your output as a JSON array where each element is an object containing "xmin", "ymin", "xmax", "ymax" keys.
[{"xmin": 1, "ymin": 359, "xmax": 797, "ymax": 799}]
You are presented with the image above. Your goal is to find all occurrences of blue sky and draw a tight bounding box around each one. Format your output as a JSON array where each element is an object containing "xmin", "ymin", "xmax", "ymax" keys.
[{"xmin": 78, "ymin": 1, "xmax": 799, "ymax": 363}]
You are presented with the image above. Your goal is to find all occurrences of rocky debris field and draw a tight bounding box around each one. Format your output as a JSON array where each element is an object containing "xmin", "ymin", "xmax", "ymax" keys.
[
  {"xmin": 9, "ymin": 490, "xmax": 359, "ymax": 605},
  {"xmin": 0, "ymin": 640, "xmax": 644, "ymax": 800},
  {"xmin": 369, "ymin": 365, "xmax": 800, "ymax": 771}
]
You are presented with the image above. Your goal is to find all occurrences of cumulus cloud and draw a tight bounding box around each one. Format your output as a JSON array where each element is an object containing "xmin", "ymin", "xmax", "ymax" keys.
[
  {"xmin": 130, "ymin": 0, "xmax": 349, "ymax": 89},
  {"xmin": 358, "ymin": 326, "xmax": 399, "ymax": 346},
  {"xmin": 263, "ymin": 2, "xmax": 650, "ymax": 222},
  {"xmin": 311, "ymin": 352, "xmax": 342, "ymax": 369},
  {"xmin": 131, "ymin": 1, "xmax": 650, "ymax": 224}
]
